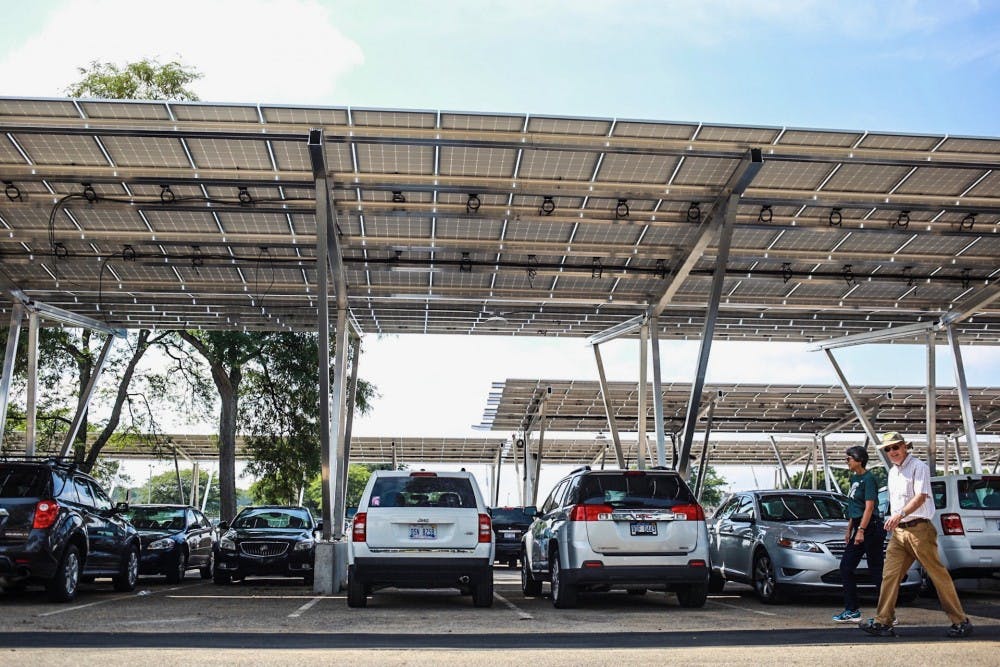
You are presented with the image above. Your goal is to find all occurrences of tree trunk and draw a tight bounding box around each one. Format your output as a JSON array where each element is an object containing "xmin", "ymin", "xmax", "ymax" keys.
[{"xmin": 217, "ymin": 370, "xmax": 239, "ymax": 520}]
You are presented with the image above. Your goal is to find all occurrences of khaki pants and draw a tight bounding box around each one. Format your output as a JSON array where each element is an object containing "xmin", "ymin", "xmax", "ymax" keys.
[{"xmin": 875, "ymin": 519, "xmax": 966, "ymax": 626}]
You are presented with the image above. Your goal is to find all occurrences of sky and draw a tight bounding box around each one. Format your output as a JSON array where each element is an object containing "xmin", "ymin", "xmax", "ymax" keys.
[{"xmin": 2, "ymin": 0, "xmax": 1000, "ymax": 501}]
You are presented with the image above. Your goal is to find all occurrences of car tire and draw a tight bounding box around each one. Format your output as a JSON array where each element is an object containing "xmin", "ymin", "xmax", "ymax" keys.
[
  {"xmin": 708, "ymin": 571, "xmax": 726, "ymax": 594},
  {"xmin": 676, "ymin": 582, "xmax": 708, "ymax": 608},
  {"xmin": 213, "ymin": 570, "xmax": 231, "ymax": 585},
  {"xmin": 47, "ymin": 544, "xmax": 81, "ymax": 603},
  {"xmin": 507, "ymin": 558, "xmax": 518, "ymax": 569},
  {"xmin": 472, "ymin": 578, "xmax": 494, "ymax": 607},
  {"xmin": 347, "ymin": 570, "xmax": 367, "ymax": 608},
  {"xmin": 521, "ymin": 553, "xmax": 542, "ymax": 597},
  {"xmin": 165, "ymin": 550, "xmax": 187, "ymax": 584},
  {"xmin": 113, "ymin": 545, "xmax": 139, "ymax": 592},
  {"xmin": 753, "ymin": 551, "xmax": 784, "ymax": 604},
  {"xmin": 199, "ymin": 551, "xmax": 215, "ymax": 580},
  {"xmin": 550, "ymin": 557, "xmax": 578, "ymax": 609}
]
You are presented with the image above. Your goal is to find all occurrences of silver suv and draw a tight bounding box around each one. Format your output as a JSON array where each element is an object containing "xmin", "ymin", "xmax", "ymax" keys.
[
  {"xmin": 347, "ymin": 470, "xmax": 494, "ymax": 608},
  {"xmin": 927, "ymin": 474, "xmax": 1000, "ymax": 586},
  {"xmin": 520, "ymin": 466, "xmax": 710, "ymax": 608}
]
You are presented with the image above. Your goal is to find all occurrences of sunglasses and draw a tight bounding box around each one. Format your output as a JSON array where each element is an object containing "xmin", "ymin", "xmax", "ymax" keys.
[{"xmin": 884, "ymin": 443, "xmax": 905, "ymax": 452}]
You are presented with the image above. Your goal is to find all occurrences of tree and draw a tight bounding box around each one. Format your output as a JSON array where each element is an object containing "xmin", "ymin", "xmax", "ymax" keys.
[
  {"xmin": 689, "ymin": 465, "xmax": 728, "ymax": 507},
  {"xmin": 65, "ymin": 58, "xmax": 201, "ymax": 100},
  {"xmin": 126, "ymin": 468, "xmax": 250, "ymax": 519},
  {"xmin": 785, "ymin": 465, "xmax": 887, "ymax": 492}
]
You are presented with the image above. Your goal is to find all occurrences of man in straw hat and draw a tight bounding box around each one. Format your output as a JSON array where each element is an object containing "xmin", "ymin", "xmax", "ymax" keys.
[{"xmin": 859, "ymin": 432, "xmax": 973, "ymax": 638}]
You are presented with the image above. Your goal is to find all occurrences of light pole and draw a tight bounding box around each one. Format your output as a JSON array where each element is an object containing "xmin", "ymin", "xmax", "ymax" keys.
[{"xmin": 147, "ymin": 464, "xmax": 153, "ymax": 503}]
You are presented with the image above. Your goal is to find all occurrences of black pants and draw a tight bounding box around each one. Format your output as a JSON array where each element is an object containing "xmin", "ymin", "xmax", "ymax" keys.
[{"xmin": 840, "ymin": 523, "xmax": 885, "ymax": 611}]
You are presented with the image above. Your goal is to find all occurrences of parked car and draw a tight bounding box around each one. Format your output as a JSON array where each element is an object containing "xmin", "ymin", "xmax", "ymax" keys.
[
  {"xmin": 490, "ymin": 506, "xmax": 536, "ymax": 568},
  {"xmin": 0, "ymin": 458, "xmax": 140, "ymax": 601},
  {"xmin": 347, "ymin": 470, "xmax": 494, "ymax": 608},
  {"xmin": 708, "ymin": 489, "xmax": 921, "ymax": 604},
  {"xmin": 126, "ymin": 504, "xmax": 217, "ymax": 583},
  {"xmin": 214, "ymin": 505, "xmax": 317, "ymax": 585},
  {"xmin": 521, "ymin": 466, "xmax": 710, "ymax": 609},
  {"xmin": 925, "ymin": 474, "xmax": 1000, "ymax": 589}
]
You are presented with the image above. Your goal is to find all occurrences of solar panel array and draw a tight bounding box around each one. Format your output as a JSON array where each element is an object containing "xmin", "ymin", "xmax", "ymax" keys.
[{"xmin": 0, "ymin": 97, "xmax": 998, "ymax": 341}]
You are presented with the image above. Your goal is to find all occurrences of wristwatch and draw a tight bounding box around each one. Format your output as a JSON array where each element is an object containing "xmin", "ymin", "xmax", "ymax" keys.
[{"xmin": 899, "ymin": 509, "xmax": 908, "ymax": 519}]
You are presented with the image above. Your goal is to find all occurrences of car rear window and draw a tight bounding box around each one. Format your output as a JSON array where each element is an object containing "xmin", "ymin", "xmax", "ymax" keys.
[
  {"xmin": 490, "ymin": 507, "xmax": 536, "ymax": 523},
  {"xmin": 369, "ymin": 476, "xmax": 477, "ymax": 508},
  {"xmin": 0, "ymin": 466, "xmax": 50, "ymax": 498},
  {"xmin": 932, "ymin": 481, "xmax": 946, "ymax": 509},
  {"xmin": 759, "ymin": 494, "xmax": 846, "ymax": 522},
  {"xmin": 956, "ymin": 477, "xmax": 1000, "ymax": 510},
  {"xmin": 128, "ymin": 507, "xmax": 186, "ymax": 530},
  {"xmin": 575, "ymin": 473, "xmax": 695, "ymax": 509}
]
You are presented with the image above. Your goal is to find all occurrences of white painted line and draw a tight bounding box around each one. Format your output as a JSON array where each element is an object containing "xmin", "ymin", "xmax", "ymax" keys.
[
  {"xmin": 288, "ymin": 596, "xmax": 323, "ymax": 618},
  {"xmin": 36, "ymin": 582, "xmax": 203, "ymax": 618},
  {"xmin": 118, "ymin": 617, "xmax": 199, "ymax": 626},
  {"xmin": 494, "ymin": 592, "xmax": 533, "ymax": 620},
  {"xmin": 169, "ymin": 594, "xmax": 344, "ymax": 600},
  {"xmin": 707, "ymin": 599, "xmax": 778, "ymax": 616}
]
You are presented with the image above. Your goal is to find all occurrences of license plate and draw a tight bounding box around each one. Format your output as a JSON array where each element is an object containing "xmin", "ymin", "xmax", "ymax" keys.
[
  {"xmin": 409, "ymin": 525, "xmax": 437, "ymax": 540},
  {"xmin": 630, "ymin": 521, "xmax": 657, "ymax": 536},
  {"xmin": 502, "ymin": 531, "xmax": 517, "ymax": 539}
]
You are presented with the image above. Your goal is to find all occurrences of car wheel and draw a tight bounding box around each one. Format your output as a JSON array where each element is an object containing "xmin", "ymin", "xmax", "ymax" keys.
[
  {"xmin": 347, "ymin": 569, "xmax": 367, "ymax": 608},
  {"xmin": 676, "ymin": 582, "xmax": 708, "ymax": 608},
  {"xmin": 113, "ymin": 545, "xmax": 139, "ymax": 592},
  {"xmin": 472, "ymin": 578, "xmax": 494, "ymax": 607},
  {"xmin": 550, "ymin": 557, "xmax": 578, "ymax": 609},
  {"xmin": 753, "ymin": 551, "xmax": 784, "ymax": 604},
  {"xmin": 47, "ymin": 544, "xmax": 81, "ymax": 603},
  {"xmin": 213, "ymin": 570, "xmax": 231, "ymax": 585},
  {"xmin": 521, "ymin": 553, "xmax": 542, "ymax": 597},
  {"xmin": 708, "ymin": 570, "xmax": 726, "ymax": 594},
  {"xmin": 165, "ymin": 550, "xmax": 187, "ymax": 584},
  {"xmin": 199, "ymin": 551, "xmax": 215, "ymax": 580},
  {"xmin": 507, "ymin": 558, "xmax": 518, "ymax": 569}
]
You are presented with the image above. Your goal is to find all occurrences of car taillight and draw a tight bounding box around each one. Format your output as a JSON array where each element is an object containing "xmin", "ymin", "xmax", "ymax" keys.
[
  {"xmin": 941, "ymin": 513, "xmax": 965, "ymax": 535},
  {"xmin": 32, "ymin": 500, "xmax": 59, "ymax": 529},
  {"xmin": 569, "ymin": 504, "xmax": 613, "ymax": 521},
  {"xmin": 352, "ymin": 512, "xmax": 367, "ymax": 542},
  {"xmin": 409, "ymin": 472, "xmax": 437, "ymax": 477},
  {"xmin": 670, "ymin": 504, "xmax": 706, "ymax": 521},
  {"xmin": 478, "ymin": 513, "xmax": 492, "ymax": 543}
]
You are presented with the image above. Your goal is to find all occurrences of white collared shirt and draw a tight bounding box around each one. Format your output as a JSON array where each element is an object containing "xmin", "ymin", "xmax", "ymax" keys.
[{"xmin": 887, "ymin": 453, "xmax": 935, "ymax": 521}]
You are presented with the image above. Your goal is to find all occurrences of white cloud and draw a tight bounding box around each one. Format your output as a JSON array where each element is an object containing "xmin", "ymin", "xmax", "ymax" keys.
[{"xmin": 0, "ymin": 0, "xmax": 363, "ymax": 103}]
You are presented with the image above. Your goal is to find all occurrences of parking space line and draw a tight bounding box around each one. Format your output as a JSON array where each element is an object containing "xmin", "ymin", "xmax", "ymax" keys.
[
  {"xmin": 37, "ymin": 582, "xmax": 204, "ymax": 618},
  {"xmin": 495, "ymin": 592, "xmax": 533, "ymax": 620},
  {"xmin": 169, "ymin": 594, "xmax": 344, "ymax": 599},
  {"xmin": 287, "ymin": 596, "xmax": 323, "ymax": 618},
  {"xmin": 707, "ymin": 599, "xmax": 778, "ymax": 616}
]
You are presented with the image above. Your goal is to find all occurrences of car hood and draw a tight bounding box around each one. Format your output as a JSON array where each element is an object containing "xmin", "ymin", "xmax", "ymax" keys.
[
  {"xmin": 137, "ymin": 529, "xmax": 182, "ymax": 541},
  {"xmin": 775, "ymin": 520, "xmax": 849, "ymax": 542}
]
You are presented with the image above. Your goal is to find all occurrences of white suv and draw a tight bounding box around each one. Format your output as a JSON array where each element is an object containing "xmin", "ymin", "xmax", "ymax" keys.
[
  {"xmin": 927, "ymin": 474, "xmax": 1000, "ymax": 586},
  {"xmin": 347, "ymin": 470, "xmax": 494, "ymax": 608}
]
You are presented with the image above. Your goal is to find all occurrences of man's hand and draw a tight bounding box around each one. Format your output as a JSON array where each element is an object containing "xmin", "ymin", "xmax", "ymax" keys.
[{"xmin": 884, "ymin": 513, "xmax": 903, "ymax": 531}]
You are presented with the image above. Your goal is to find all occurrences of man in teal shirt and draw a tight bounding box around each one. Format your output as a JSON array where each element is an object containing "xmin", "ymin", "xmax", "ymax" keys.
[{"xmin": 832, "ymin": 445, "xmax": 883, "ymax": 622}]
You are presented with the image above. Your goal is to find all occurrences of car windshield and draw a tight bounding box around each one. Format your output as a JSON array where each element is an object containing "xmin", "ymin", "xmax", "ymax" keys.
[
  {"xmin": 233, "ymin": 509, "xmax": 311, "ymax": 529},
  {"xmin": 369, "ymin": 476, "xmax": 477, "ymax": 508},
  {"xmin": 576, "ymin": 473, "xmax": 695, "ymax": 509},
  {"xmin": 759, "ymin": 494, "xmax": 847, "ymax": 522},
  {"xmin": 128, "ymin": 507, "xmax": 186, "ymax": 530},
  {"xmin": 0, "ymin": 466, "xmax": 49, "ymax": 498},
  {"xmin": 490, "ymin": 507, "xmax": 536, "ymax": 523},
  {"xmin": 957, "ymin": 477, "xmax": 1000, "ymax": 510}
]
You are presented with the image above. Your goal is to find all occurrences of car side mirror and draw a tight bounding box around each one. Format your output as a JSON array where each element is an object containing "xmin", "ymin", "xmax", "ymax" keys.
[
  {"xmin": 730, "ymin": 513, "xmax": 754, "ymax": 524},
  {"xmin": 114, "ymin": 501, "xmax": 129, "ymax": 515},
  {"xmin": 218, "ymin": 521, "xmax": 230, "ymax": 531},
  {"xmin": 533, "ymin": 510, "xmax": 543, "ymax": 518}
]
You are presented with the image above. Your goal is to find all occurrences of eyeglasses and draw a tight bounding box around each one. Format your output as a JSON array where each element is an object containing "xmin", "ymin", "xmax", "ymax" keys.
[{"xmin": 884, "ymin": 443, "xmax": 905, "ymax": 452}]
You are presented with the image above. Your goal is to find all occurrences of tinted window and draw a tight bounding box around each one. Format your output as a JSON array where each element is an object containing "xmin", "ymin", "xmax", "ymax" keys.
[
  {"xmin": 931, "ymin": 481, "xmax": 947, "ymax": 510},
  {"xmin": 541, "ymin": 480, "xmax": 568, "ymax": 514},
  {"xmin": 74, "ymin": 478, "xmax": 96, "ymax": 508},
  {"xmin": 758, "ymin": 494, "xmax": 846, "ymax": 522},
  {"xmin": 369, "ymin": 476, "xmax": 477, "ymax": 508},
  {"xmin": 713, "ymin": 496, "xmax": 739, "ymax": 519},
  {"xmin": 186, "ymin": 509, "xmax": 198, "ymax": 528},
  {"xmin": 128, "ymin": 507, "xmax": 186, "ymax": 530},
  {"xmin": 577, "ymin": 472, "xmax": 695, "ymax": 509},
  {"xmin": 491, "ymin": 507, "xmax": 536, "ymax": 523},
  {"xmin": 0, "ymin": 466, "xmax": 49, "ymax": 498},
  {"xmin": 88, "ymin": 481, "xmax": 112, "ymax": 511},
  {"xmin": 957, "ymin": 477, "xmax": 1000, "ymax": 510},
  {"xmin": 232, "ymin": 508, "xmax": 312, "ymax": 529}
]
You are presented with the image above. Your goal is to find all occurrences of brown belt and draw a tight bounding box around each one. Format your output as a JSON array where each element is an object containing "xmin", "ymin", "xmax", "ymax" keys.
[{"xmin": 899, "ymin": 518, "xmax": 930, "ymax": 528}]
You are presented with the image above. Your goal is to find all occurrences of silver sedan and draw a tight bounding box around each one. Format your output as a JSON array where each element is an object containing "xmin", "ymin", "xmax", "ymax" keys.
[{"xmin": 708, "ymin": 489, "xmax": 921, "ymax": 603}]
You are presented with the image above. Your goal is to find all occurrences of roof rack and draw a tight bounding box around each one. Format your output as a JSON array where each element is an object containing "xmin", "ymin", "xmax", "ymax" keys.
[
  {"xmin": 0, "ymin": 454, "xmax": 78, "ymax": 471},
  {"xmin": 569, "ymin": 465, "xmax": 591, "ymax": 475}
]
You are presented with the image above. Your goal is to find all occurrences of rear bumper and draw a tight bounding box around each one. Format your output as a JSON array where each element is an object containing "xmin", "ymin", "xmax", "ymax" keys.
[
  {"xmin": 494, "ymin": 542, "xmax": 521, "ymax": 559},
  {"xmin": 0, "ymin": 547, "xmax": 58, "ymax": 582},
  {"xmin": 561, "ymin": 563, "xmax": 709, "ymax": 587},
  {"xmin": 352, "ymin": 556, "xmax": 492, "ymax": 588}
]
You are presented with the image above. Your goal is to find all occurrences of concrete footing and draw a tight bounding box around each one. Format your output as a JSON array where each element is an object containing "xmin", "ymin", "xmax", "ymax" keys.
[{"xmin": 313, "ymin": 540, "xmax": 349, "ymax": 594}]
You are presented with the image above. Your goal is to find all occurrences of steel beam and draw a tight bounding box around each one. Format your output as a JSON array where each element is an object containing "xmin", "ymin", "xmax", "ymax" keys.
[
  {"xmin": 823, "ymin": 349, "xmax": 890, "ymax": 468},
  {"xmin": 330, "ymin": 304, "xmax": 350, "ymax": 541},
  {"xmin": 587, "ymin": 313, "xmax": 645, "ymax": 346},
  {"xmin": 947, "ymin": 326, "xmax": 982, "ymax": 472},
  {"xmin": 940, "ymin": 282, "xmax": 1000, "ymax": 326},
  {"xmin": 0, "ymin": 303, "xmax": 25, "ymax": 440},
  {"xmin": 678, "ymin": 192, "xmax": 740, "ymax": 478},
  {"xmin": 24, "ymin": 312, "xmax": 38, "ymax": 455},
  {"xmin": 637, "ymin": 323, "xmax": 648, "ymax": 470},
  {"xmin": 59, "ymin": 334, "xmax": 115, "ymax": 457},
  {"xmin": 817, "ymin": 403, "xmax": 880, "ymax": 437},
  {"xmin": 532, "ymin": 389, "xmax": 550, "ymax": 506},
  {"xmin": 798, "ymin": 450, "xmax": 813, "ymax": 489},
  {"xmin": 769, "ymin": 436, "xmax": 793, "ymax": 488},
  {"xmin": 593, "ymin": 343, "xmax": 625, "ymax": 467},
  {"xmin": 695, "ymin": 400, "xmax": 715, "ymax": 502},
  {"xmin": 493, "ymin": 445, "xmax": 502, "ymax": 507},
  {"xmin": 340, "ymin": 335, "xmax": 362, "ymax": 507},
  {"xmin": 650, "ymin": 314, "xmax": 667, "ymax": 467},
  {"xmin": 819, "ymin": 436, "xmax": 843, "ymax": 494},
  {"xmin": 926, "ymin": 331, "xmax": 937, "ymax": 473},
  {"xmin": 812, "ymin": 321, "xmax": 936, "ymax": 351}
]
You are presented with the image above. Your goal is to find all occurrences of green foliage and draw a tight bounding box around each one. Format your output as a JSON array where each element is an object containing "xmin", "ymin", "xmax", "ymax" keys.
[
  {"xmin": 785, "ymin": 466, "xmax": 887, "ymax": 492},
  {"xmin": 303, "ymin": 463, "xmax": 395, "ymax": 513},
  {"xmin": 690, "ymin": 464, "xmax": 728, "ymax": 507},
  {"xmin": 66, "ymin": 58, "xmax": 201, "ymax": 100},
  {"xmin": 125, "ymin": 468, "xmax": 250, "ymax": 519}
]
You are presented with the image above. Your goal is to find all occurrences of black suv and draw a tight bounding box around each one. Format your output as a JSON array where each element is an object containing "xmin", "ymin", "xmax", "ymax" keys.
[
  {"xmin": 0, "ymin": 458, "xmax": 140, "ymax": 602},
  {"xmin": 490, "ymin": 506, "xmax": 536, "ymax": 568}
]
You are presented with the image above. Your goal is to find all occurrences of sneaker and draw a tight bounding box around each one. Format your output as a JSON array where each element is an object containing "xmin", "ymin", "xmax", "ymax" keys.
[
  {"xmin": 859, "ymin": 618, "xmax": 896, "ymax": 637},
  {"xmin": 946, "ymin": 619, "xmax": 973, "ymax": 638},
  {"xmin": 892, "ymin": 617, "xmax": 899, "ymax": 627},
  {"xmin": 833, "ymin": 609, "xmax": 861, "ymax": 623}
]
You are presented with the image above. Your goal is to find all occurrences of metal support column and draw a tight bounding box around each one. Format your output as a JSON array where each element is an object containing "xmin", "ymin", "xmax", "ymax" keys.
[
  {"xmin": 798, "ymin": 451, "xmax": 813, "ymax": 489},
  {"xmin": 201, "ymin": 467, "xmax": 213, "ymax": 514},
  {"xmin": 340, "ymin": 335, "xmax": 361, "ymax": 505},
  {"xmin": 678, "ymin": 193, "xmax": 740, "ymax": 478},
  {"xmin": 649, "ymin": 314, "xmax": 666, "ymax": 467},
  {"xmin": 0, "ymin": 303, "xmax": 25, "ymax": 439},
  {"xmin": 769, "ymin": 436, "xmax": 793, "ymax": 488},
  {"xmin": 513, "ymin": 436, "xmax": 524, "ymax": 506},
  {"xmin": 25, "ymin": 311, "xmax": 39, "ymax": 456},
  {"xmin": 694, "ymin": 400, "xmax": 715, "ymax": 502},
  {"xmin": 522, "ymin": 431, "xmax": 534, "ymax": 506},
  {"xmin": 926, "ymin": 331, "xmax": 937, "ymax": 474},
  {"xmin": 532, "ymin": 388, "xmax": 550, "ymax": 506},
  {"xmin": 824, "ymin": 349, "xmax": 889, "ymax": 469},
  {"xmin": 59, "ymin": 334, "xmax": 115, "ymax": 458},
  {"xmin": 493, "ymin": 445, "xmax": 502, "ymax": 507},
  {"xmin": 330, "ymin": 305, "xmax": 350, "ymax": 540},
  {"xmin": 946, "ymin": 326, "xmax": 982, "ymax": 472},
  {"xmin": 190, "ymin": 461, "xmax": 200, "ymax": 510},
  {"xmin": 593, "ymin": 343, "xmax": 625, "ymax": 467},
  {"xmin": 391, "ymin": 441, "xmax": 398, "ymax": 470},
  {"xmin": 820, "ymin": 437, "xmax": 843, "ymax": 494},
  {"xmin": 637, "ymin": 322, "xmax": 649, "ymax": 470}
]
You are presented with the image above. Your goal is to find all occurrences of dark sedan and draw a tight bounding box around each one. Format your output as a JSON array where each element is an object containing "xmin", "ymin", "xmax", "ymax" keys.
[
  {"xmin": 214, "ymin": 506, "xmax": 317, "ymax": 585},
  {"xmin": 126, "ymin": 504, "xmax": 216, "ymax": 583},
  {"xmin": 490, "ymin": 506, "xmax": 535, "ymax": 568}
]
